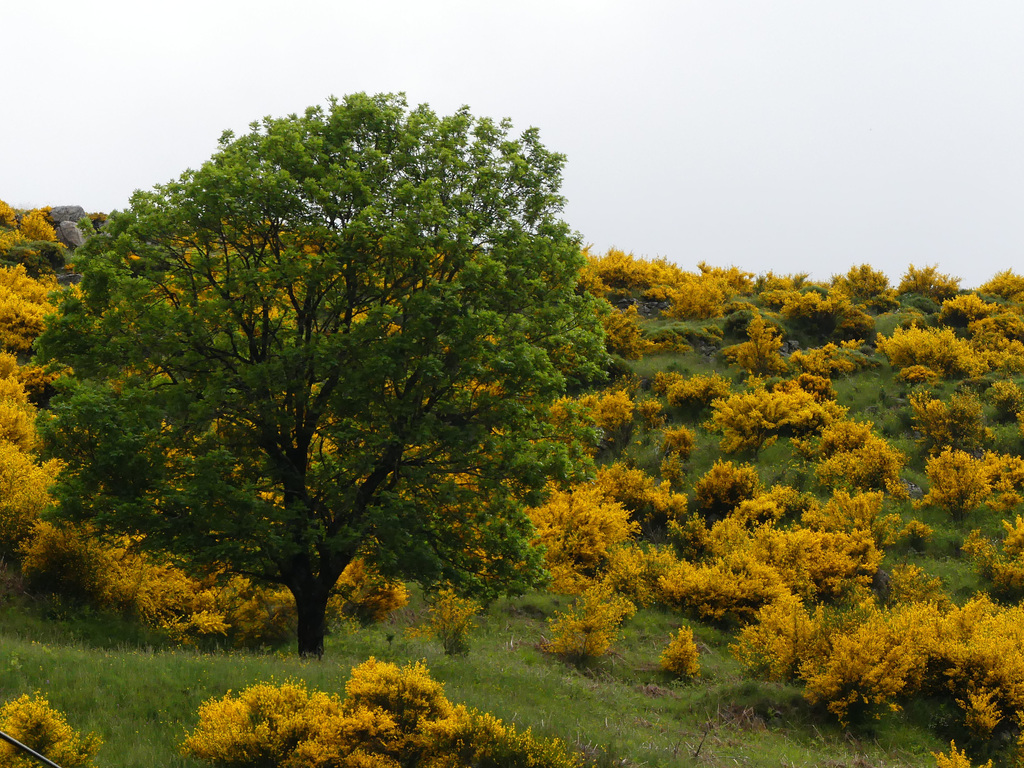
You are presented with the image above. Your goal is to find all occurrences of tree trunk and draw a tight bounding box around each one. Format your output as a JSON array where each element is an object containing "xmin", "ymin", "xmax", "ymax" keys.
[{"xmin": 292, "ymin": 580, "xmax": 331, "ymax": 659}]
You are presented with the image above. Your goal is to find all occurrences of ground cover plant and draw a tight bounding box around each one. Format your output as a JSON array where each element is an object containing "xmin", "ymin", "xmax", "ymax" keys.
[{"xmin": 8, "ymin": 119, "xmax": 1024, "ymax": 766}]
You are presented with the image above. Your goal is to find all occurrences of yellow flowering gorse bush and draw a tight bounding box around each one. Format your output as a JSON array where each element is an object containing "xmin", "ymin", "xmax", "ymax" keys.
[
  {"xmin": 0, "ymin": 694, "xmax": 102, "ymax": 768},
  {"xmin": 659, "ymin": 625, "xmax": 701, "ymax": 678},
  {"xmin": 545, "ymin": 585, "xmax": 636, "ymax": 662}
]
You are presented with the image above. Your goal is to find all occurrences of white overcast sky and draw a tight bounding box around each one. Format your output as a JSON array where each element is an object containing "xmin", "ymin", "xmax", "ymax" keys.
[{"xmin": 5, "ymin": 1, "xmax": 1024, "ymax": 288}]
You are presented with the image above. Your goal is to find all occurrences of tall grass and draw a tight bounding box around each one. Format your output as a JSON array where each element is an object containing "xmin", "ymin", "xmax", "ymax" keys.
[{"xmin": 0, "ymin": 593, "xmax": 939, "ymax": 768}]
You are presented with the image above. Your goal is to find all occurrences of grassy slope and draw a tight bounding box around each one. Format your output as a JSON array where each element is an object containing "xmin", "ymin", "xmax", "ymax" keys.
[
  {"xmin": 1, "ymin": 294, "xmax": 1012, "ymax": 767},
  {"xmin": 0, "ymin": 590, "xmax": 941, "ymax": 768}
]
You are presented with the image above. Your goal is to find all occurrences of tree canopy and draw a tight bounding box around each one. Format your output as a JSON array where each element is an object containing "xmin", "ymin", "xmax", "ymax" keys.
[{"xmin": 38, "ymin": 92, "xmax": 606, "ymax": 656}]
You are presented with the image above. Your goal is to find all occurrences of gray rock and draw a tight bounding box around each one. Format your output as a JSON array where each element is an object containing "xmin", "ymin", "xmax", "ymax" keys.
[
  {"xmin": 49, "ymin": 205, "xmax": 87, "ymax": 225},
  {"xmin": 697, "ymin": 341, "xmax": 719, "ymax": 357},
  {"xmin": 56, "ymin": 273, "xmax": 83, "ymax": 286},
  {"xmin": 612, "ymin": 297, "xmax": 671, "ymax": 318},
  {"xmin": 902, "ymin": 479, "xmax": 924, "ymax": 500},
  {"xmin": 56, "ymin": 220, "xmax": 86, "ymax": 249}
]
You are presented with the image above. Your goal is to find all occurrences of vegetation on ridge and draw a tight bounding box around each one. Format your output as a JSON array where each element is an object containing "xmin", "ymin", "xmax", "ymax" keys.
[{"xmin": 5, "ymin": 96, "xmax": 1024, "ymax": 767}]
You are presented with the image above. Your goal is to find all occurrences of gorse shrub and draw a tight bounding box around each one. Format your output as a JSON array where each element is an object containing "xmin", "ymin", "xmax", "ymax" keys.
[
  {"xmin": 707, "ymin": 384, "xmax": 844, "ymax": 455},
  {"xmin": 0, "ymin": 266, "xmax": 56, "ymax": 353},
  {"xmin": 0, "ymin": 376, "xmax": 39, "ymax": 452},
  {"xmin": 735, "ymin": 589, "xmax": 1024, "ymax": 739},
  {"xmin": 898, "ymin": 365, "xmax": 940, "ymax": 384},
  {"xmin": 910, "ymin": 390, "xmax": 992, "ymax": 455},
  {"xmin": 0, "ymin": 693, "xmax": 102, "ymax": 768},
  {"xmin": 0, "ymin": 442, "xmax": 59, "ymax": 563},
  {"xmin": 976, "ymin": 451, "xmax": 1024, "ymax": 512},
  {"xmin": 897, "ymin": 263, "xmax": 961, "ymax": 303},
  {"xmin": 777, "ymin": 372, "xmax": 837, "ymax": 403},
  {"xmin": 16, "ymin": 210, "xmax": 57, "ymax": 243},
  {"xmin": 20, "ymin": 522, "xmax": 112, "ymax": 603},
  {"xmin": 184, "ymin": 659, "xmax": 581, "ymax": 768},
  {"xmin": 722, "ymin": 311, "xmax": 787, "ymax": 376},
  {"xmin": 215, "ymin": 575, "xmax": 296, "ymax": 648},
  {"xmin": 423, "ymin": 709, "xmax": 583, "ymax": 768},
  {"xmin": 988, "ymin": 379, "xmax": 1024, "ymax": 421},
  {"xmin": 693, "ymin": 460, "xmax": 762, "ymax": 519},
  {"xmin": 344, "ymin": 658, "xmax": 454, "ymax": 741},
  {"xmin": 938, "ymin": 294, "xmax": 999, "ymax": 328},
  {"xmin": 788, "ymin": 341, "xmax": 870, "ymax": 378},
  {"xmin": 601, "ymin": 304, "xmax": 654, "ymax": 360},
  {"xmin": 577, "ymin": 389, "xmax": 635, "ymax": 447},
  {"xmin": 831, "ymin": 263, "xmax": 899, "ymax": 311},
  {"xmin": 657, "ymin": 548, "xmax": 788, "ymax": 625},
  {"xmin": 919, "ymin": 448, "xmax": 992, "ymax": 523},
  {"xmin": 411, "ymin": 589, "xmax": 481, "ymax": 656},
  {"xmin": 182, "ymin": 680, "xmax": 347, "ymax": 767},
  {"xmin": 731, "ymin": 484, "xmax": 809, "ymax": 526},
  {"xmin": 528, "ymin": 483, "xmax": 639, "ymax": 594},
  {"xmin": 22, "ymin": 523, "xmax": 227, "ymax": 645},
  {"xmin": 105, "ymin": 556, "xmax": 228, "ymax": 645},
  {"xmin": 799, "ymin": 419, "xmax": 908, "ymax": 497},
  {"xmin": 664, "ymin": 273, "xmax": 730, "ymax": 320},
  {"xmin": 731, "ymin": 592, "xmax": 823, "ymax": 682},
  {"xmin": 884, "ymin": 563, "xmax": 948, "ymax": 607},
  {"xmin": 582, "ymin": 248, "xmax": 689, "ymax": 297},
  {"xmin": 183, "ymin": 663, "xmax": 425, "ymax": 768},
  {"xmin": 634, "ymin": 397, "xmax": 665, "ymax": 429},
  {"xmin": 802, "ymin": 490, "xmax": 902, "ymax": 548},
  {"xmin": 659, "ymin": 625, "xmax": 700, "ymax": 678},
  {"xmin": 876, "ymin": 326, "xmax": 986, "ymax": 378},
  {"xmin": 798, "ymin": 603, "xmax": 936, "ymax": 725},
  {"xmin": 932, "ymin": 741, "xmax": 991, "ymax": 768},
  {"xmin": 594, "ymin": 462, "xmax": 687, "ymax": 530},
  {"xmin": 899, "ymin": 519, "xmax": 934, "ymax": 550},
  {"xmin": 957, "ymin": 689, "xmax": 1002, "ymax": 740},
  {"xmin": 330, "ymin": 557, "xmax": 410, "ymax": 626},
  {"xmin": 0, "ymin": 200, "xmax": 17, "ymax": 229},
  {"xmin": 979, "ymin": 269, "xmax": 1024, "ymax": 301},
  {"xmin": 600, "ymin": 543, "xmax": 679, "ymax": 607},
  {"xmin": 0, "ymin": 230, "xmax": 26, "ymax": 258},
  {"xmin": 545, "ymin": 584, "xmax": 636, "ymax": 662},
  {"xmin": 963, "ymin": 517, "xmax": 1024, "ymax": 601},
  {"xmin": 749, "ymin": 525, "xmax": 882, "ymax": 603},
  {"xmin": 658, "ymin": 371, "xmax": 732, "ymax": 410},
  {"xmin": 660, "ymin": 424, "xmax": 695, "ymax": 459},
  {"xmin": 777, "ymin": 289, "xmax": 872, "ymax": 343}
]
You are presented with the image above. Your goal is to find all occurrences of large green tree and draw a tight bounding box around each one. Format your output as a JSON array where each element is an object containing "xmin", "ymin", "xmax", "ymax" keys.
[{"xmin": 38, "ymin": 93, "xmax": 605, "ymax": 657}]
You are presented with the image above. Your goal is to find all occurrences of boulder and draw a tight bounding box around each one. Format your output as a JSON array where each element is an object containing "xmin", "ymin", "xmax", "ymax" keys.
[
  {"xmin": 56, "ymin": 272, "xmax": 83, "ymax": 286},
  {"xmin": 49, "ymin": 205, "xmax": 87, "ymax": 225},
  {"xmin": 902, "ymin": 479, "xmax": 924, "ymax": 500},
  {"xmin": 612, "ymin": 296, "xmax": 671, "ymax": 318},
  {"xmin": 56, "ymin": 220, "xmax": 86, "ymax": 249}
]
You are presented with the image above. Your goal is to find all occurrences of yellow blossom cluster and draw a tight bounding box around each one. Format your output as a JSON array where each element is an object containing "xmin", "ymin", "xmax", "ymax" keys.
[
  {"xmin": 544, "ymin": 584, "xmax": 636, "ymax": 661},
  {"xmin": 707, "ymin": 383, "xmax": 845, "ymax": 455},
  {"xmin": 876, "ymin": 326, "xmax": 987, "ymax": 378},
  {"xmin": 0, "ymin": 693, "xmax": 101, "ymax": 768},
  {"xmin": 182, "ymin": 660, "xmax": 583, "ymax": 768}
]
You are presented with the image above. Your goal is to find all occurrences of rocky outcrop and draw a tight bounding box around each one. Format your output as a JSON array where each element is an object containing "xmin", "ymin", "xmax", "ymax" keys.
[
  {"xmin": 49, "ymin": 205, "xmax": 87, "ymax": 225},
  {"xmin": 56, "ymin": 220, "xmax": 86, "ymax": 249},
  {"xmin": 612, "ymin": 297, "xmax": 671, "ymax": 318}
]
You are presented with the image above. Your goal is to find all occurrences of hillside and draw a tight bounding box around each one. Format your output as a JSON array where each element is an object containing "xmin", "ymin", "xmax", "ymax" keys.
[{"xmin": 1, "ymin": 206, "xmax": 1023, "ymax": 766}]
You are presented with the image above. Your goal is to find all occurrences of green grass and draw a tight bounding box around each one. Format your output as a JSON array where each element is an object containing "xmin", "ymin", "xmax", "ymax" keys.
[
  {"xmin": 8, "ymin": 297, "xmax": 1022, "ymax": 767},
  {"xmin": 0, "ymin": 593, "xmax": 942, "ymax": 768}
]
